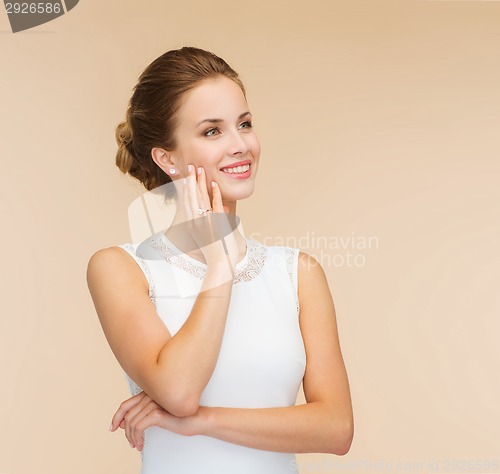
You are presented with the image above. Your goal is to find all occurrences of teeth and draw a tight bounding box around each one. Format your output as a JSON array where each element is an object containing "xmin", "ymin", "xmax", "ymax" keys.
[{"xmin": 221, "ymin": 164, "xmax": 250, "ymax": 174}]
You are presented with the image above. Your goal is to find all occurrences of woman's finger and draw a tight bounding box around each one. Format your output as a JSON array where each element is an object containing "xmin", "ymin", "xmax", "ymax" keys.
[
  {"xmin": 196, "ymin": 166, "xmax": 216, "ymax": 247},
  {"xmin": 127, "ymin": 401, "xmax": 152, "ymax": 447},
  {"xmin": 110, "ymin": 391, "xmax": 146, "ymax": 432},
  {"xmin": 186, "ymin": 164, "xmax": 199, "ymax": 217},
  {"xmin": 129, "ymin": 400, "xmax": 159, "ymax": 449},
  {"xmin": 210, "ymin": 180, "xmax": 223, "ymax": 214},
  {"xmin": 123, "ymin": 394, "xmax": 153, "ymax": 447},
  {"xmin": 182, "ymin": 177, "xmax": 193, "ymax": 222},
  {"xmin": 196, "ymin": 166, "xmax": 211, "ymax": 212},
  {"xmin": 209, "ymin": 180, "xmax": 230, "ymax": 257}
]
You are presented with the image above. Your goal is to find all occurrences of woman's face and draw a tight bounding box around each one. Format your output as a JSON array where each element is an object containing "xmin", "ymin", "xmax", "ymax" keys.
[{"xmin": 171, "ymin": 75, "xmax": 261, "ymax": 202}]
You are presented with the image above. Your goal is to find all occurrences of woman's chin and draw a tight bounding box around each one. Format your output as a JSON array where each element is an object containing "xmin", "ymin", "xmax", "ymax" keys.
[{"xmin": 222, "ymin": 185, "xmax": 255, "ymax": 203}]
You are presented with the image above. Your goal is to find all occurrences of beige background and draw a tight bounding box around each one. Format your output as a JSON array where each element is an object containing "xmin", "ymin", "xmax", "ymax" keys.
[{"xmin": 1, "ymin": 1, "xmax": 499, "ymax": 473}]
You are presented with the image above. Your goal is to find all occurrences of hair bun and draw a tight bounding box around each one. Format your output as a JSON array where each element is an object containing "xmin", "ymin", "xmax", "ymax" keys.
[
  {"xmin": 114, "ymin": 46, "xmax": 244, "ymax": 192},
  {"xmin": 115, "ymin": 107, "xmax": 133, "ymax": 147},
  {"xmin": 115, "ymin": 118, "xmax": 134, "ymax": 174}
]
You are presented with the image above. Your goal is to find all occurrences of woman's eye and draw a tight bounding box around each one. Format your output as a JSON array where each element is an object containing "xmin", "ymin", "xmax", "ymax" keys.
[
  {"xmin": 240, "ymin": 121, "xmax": 253, "ymax": 129},
  {"xmin": 204, "ymin": 128, "xmax": 220, "ymax": 137}
]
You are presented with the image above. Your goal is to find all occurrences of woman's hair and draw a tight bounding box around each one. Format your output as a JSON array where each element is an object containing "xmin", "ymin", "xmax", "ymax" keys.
[{"xmin": 115, "ymin": 46, "xmax": 246, "ymax": 195}]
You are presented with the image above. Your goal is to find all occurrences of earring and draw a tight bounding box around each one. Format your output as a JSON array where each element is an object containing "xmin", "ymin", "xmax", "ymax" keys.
[{"xmin": 170, "ymin": 168, "xmax": 175, "ymax": 174}]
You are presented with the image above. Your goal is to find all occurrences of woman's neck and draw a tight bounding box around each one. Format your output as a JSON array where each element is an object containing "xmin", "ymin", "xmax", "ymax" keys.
[{"xmin": 164, "ymin": 199, "xmax": 246, "ymax": 261}]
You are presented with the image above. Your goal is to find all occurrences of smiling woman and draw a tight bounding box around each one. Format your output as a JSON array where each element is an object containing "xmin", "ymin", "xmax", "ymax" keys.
[
  {"xmin": 152, "ymin": 72, "xmax": 261, "ymax": 206},
  {"xmin": 86, "ymin": 46, "xmax": 354, "ymax": 474}
]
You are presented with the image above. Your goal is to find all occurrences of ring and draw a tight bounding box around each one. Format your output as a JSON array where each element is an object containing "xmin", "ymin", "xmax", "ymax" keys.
[{"xmin": 198, "ymin": 208, "xmax": 212, "ymax": 215}]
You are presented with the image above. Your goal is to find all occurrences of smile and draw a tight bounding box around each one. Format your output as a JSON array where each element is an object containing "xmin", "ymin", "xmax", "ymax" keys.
[
  {"xmin": 221, "ymin": 164, "xmax": 250, "ymax": 174},
  {"xmin": 220, "ymin": 163, "xmax": 252, "ymax": 179}
]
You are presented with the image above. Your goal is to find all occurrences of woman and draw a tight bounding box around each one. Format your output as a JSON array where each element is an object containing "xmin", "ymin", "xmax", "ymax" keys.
[{"xmin": 87, "ymin": 46, "xmax": 353, "ymax": 473}]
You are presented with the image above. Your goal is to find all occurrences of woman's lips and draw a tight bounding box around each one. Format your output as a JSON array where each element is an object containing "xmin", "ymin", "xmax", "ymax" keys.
[
  {"xmin": 219, "ymin": 159, "xmax": 251, "ymax": 170},
  {"xmin": 220, "ymin": 164, "xmax": 251, "ymax": 180}
]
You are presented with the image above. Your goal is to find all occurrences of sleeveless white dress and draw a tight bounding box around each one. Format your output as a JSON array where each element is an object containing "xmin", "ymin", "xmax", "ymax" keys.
[{"xmin": 117, "ymin": 232, "xmax": 306, "ymax": 474}]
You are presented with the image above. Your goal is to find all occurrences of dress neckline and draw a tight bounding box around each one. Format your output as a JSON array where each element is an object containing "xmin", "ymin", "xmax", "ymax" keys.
[{"xmin": 161, "ymin": 232, "xmax": 250, "ymax": 271}]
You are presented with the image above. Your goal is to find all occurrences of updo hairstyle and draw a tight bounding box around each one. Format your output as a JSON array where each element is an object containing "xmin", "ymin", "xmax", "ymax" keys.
[{"xmin": 115, "ymin": 46, "xmax": 246, "ymax": 196}]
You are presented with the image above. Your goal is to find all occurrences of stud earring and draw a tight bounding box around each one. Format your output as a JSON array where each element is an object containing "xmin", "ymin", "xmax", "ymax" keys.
[{"xmin": 170, "ymin": 168, "xmax": 175, "ymax": 174}]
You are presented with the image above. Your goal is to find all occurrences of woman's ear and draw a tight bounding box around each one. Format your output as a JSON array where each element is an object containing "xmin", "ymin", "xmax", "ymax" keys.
[{"xmin": 151, "ymin": 147, "xmax": 175, "ymax": 174}]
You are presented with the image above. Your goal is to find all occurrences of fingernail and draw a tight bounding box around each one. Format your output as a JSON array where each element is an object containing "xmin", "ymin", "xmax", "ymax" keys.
[
  {"xmin": 109, "ymin": 423, "xmax": 113, "ymax": 431},
  {"xmin": 129, "ymin": 441, "xmax": 134, "ymax": 448},
  {"xmin": 197, "ymin": 166, "xmax": 202, "ymax": 175},
  {"xmin": 188, "ymin": 164, "xmax": 194, "ymax": 172},
  {"xmin": 211, "ymin": 181, "xmax": 216, "ymax": 188}
]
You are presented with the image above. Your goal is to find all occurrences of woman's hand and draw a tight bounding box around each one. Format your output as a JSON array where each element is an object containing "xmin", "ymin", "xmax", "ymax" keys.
[
  {"xmin": 109, "ymin": 391, "xmax": 207, "ymax": 451},
  {"xmin": 182, "ymin": 164, "xmax": 243, "ymax": 274}
]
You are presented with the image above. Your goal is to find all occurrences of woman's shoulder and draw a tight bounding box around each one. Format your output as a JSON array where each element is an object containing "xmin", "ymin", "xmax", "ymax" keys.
[
  {"xmin": 247, "ymin": 238, "xmax": 296, "ymax": 262},
  {"xmin": 87, "ymin": 241, "xmax": 156, "ymax": 279},
  {"xmin": 88, "ymin": 243, "xmax": 130, "ymax": 263},
  {"xmin": 247, "ymin": 238, "xmax": 309, "ymax": 280},
  {"xmin": 87, "ymin": 244, "xmax": 140, "ymax": 278},
  {"xmin": 249, "ymin": 239, "xmax": 323, "ymax": 279},
  {"xmin": 87, "ymin": 243, "xmax": 152, "ymax": 292},
  {"xmin": 88, "ymin": 241, "xmax": 143, "ymax": 264}
]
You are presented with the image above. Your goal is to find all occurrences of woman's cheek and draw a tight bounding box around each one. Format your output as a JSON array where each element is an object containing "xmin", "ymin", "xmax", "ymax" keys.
[{"xmin": 249, "ymin": 134, "xmax": 261, "ymax": 156}]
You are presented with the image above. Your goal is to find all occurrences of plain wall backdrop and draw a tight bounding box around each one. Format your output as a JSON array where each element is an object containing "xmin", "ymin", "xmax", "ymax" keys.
[{"xmin": 1, "ymin": 1, "xmax": 499, "ymax": 473}]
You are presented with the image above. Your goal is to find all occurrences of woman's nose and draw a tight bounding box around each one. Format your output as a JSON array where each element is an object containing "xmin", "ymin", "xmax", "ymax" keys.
[{"xmin": 227, "ymin": 130, "xmax": 249, "ymax": 155}]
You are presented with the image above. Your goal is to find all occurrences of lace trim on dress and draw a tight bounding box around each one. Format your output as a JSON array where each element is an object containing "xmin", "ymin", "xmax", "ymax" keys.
[
  {"xmin": 149, "ymin": 238, "xmax": 268, "ymax": 284},
  {"xmin": 285, "ymin": 247, "xmax": 300, "ymax": 316},
  {"xmin": 122, "ymin": 239, "xmax": 268, "ymax": 399},
  {"xmin": 234, "ymin": 241, "xmax": 268, "ymax": 284},
  {"xmin": 120, "ymin": 243, "xmax": 157, "ymax": 306}
]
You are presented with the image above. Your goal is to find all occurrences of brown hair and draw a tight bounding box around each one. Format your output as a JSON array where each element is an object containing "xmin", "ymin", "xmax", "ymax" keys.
[{"xmin": 115, "ymin": 46, "xmax": 246, "ymax": 194}]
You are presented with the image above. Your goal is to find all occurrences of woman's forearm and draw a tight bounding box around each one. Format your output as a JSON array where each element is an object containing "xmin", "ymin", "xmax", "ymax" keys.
[
  {"xmin": 198, "ymin": 402, "xmax": 353, "ymax": 456},
  {"xmin": 152, "ymin": 262, "xmax": 234, "ymax": 416}
]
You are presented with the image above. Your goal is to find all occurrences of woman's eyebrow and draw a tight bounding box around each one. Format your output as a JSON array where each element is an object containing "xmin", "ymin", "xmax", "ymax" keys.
[{"xmin": 195, "ymin": 111, "xmax": 252, "ymax": 128}]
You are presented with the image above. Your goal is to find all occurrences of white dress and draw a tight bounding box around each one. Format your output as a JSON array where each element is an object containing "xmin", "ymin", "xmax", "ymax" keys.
[{"xmin": 117, "ymin": 232, "xmax": 306, "ymax": 474}]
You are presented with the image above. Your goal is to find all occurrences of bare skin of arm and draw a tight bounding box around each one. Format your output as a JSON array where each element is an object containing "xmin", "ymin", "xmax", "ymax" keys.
[
  {"xmin": 194, "ymin": 252, "xmax": 354, "ymax": 454},
  {"xmin": 88, "ymin": 167, "xmax": 240, "ymax": 418},
  {"xmin": 87, "ymin": 247, "xmax": 233, "ymax": 418},
  {"xmin": 111, "ymin": 251, "xmax": 354, "ymax": 455}
]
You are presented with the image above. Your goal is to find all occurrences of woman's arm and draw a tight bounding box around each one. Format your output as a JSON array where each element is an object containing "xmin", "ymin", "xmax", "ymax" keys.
[
  {"xmin": 115, "ymin": 251, "xmax": 354, "ymax": 455},
  {"xmin": 197, "ymin": 401, "xmax": 349, "ymax": 455},
  {"xmin": 87, "ymin": 168, "xmax": 241, "ymax": 418},
  {"xmin": 87, "ymin": 245, "xmax": 234, "ymax": 418},
  {"xmin": 197, "ymin": 251, "xmax": 354, "ymax": 454}
]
